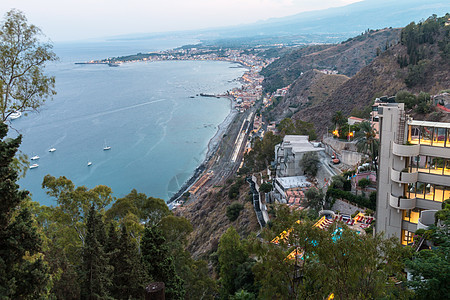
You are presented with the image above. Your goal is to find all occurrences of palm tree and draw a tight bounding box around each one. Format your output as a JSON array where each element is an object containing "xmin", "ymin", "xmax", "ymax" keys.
[
  {"xmin": 355, "ymin": 121, "xmax": 379, "ymax": 172},
  {"xmin": 331, "ymin": 111, "xmax": 346, "ymax": 128}
]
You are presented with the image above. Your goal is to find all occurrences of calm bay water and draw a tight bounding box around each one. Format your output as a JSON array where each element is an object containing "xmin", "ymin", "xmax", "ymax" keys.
[{"xmin": 11, "ymin": 40, "xmax": 245, "ymax": 205}]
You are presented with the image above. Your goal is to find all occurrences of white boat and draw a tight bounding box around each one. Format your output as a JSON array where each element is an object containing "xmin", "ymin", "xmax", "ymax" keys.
[
  {"xmin": 31, "ymin": 155, "xmax": 40, "ymax": 160},
  {"xmin": 87, "ymin": 162, "xmax": 92, "ymax": 166},
  {"xmin": 30, "ymin": 164, "xmax": 39, "ymax": 169},
  {"xmin": 48, "ymin": 148, "xmax": 56, "ymax": 152},
  {"xmin": 103, "ymin": 140, "xmax": 111, "ymax": 150},
  {"xmin": 9, "ymin": 111, "xmax": 22, "ymax": 120}
]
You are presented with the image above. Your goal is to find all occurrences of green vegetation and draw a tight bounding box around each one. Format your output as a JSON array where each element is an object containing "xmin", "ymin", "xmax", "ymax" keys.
[
  {"xmin": 355, "ymin": 121, "xmax": 379, "ymax": 172},
  {"xmin": 406, "ymin": 210, "xmax": 450, "ymax": 300},
  {"xmin": 249, "ymin": 207, "xmax": 411, "ymax": 299},
  {"xmin": 400, "ymin": 14, "xmax": 450, "ymax": 87},
  {"xmin": 395, "ymin": 90, "xmax": 433, "ymax": 114},
  {"xmin": 259, "ymin": 182, "xmax": 273, "ymax": 193},
  {"xmin": 0, "ymin": 9, "xmax": 57, "ymax": 122},
  {"xmin": 243, "ymin": 131, "xmax": 283, "ymax": 173},
  {"xmin": 227, "ymin": 202, "xmax": 245, "ymax": 222},
  {"xmin": 277, "ymin": 118, "xmax": 317, "ymax": 140},
  {"xmin": 299, "ymin": 151, "xmax": 320, "ymax": 177},
  {"xmin": 0, "ymin": 122, "xmax": 50, "ymax": 298}
]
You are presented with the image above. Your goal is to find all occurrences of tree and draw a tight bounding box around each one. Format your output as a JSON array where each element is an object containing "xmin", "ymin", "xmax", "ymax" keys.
[
  {"xmin": 299, "ymin": 151, "xmax": 320, "ymax": 177},
  {"xmin": 259, "ymin": 182, "xmax": 273, "ymax": 194},
  {"xmin": 0, "ymin": 9, "xmax": 57, "ymax": 122},
  {"xmin": 251, "ymin": 211, "xmax": 411, "ymax": 299},
  {"xmin": 110, "ymin": 225, "xmax": 147, "ymax": 299},
  {"xmin": 355, "ymin": 121, "xmax": 379, "ymax": 172},
  {"xmin": 305, "ymin": 187, "xmax": 324, "ymax": 212},
  {"xmin": 0, "ymin": 122, "xmax": 50, "ymax": 298},
  {"xmin": 406, "ymin": 226, "xmax": 450, "ymax": 299},
  {"xmin": 80, "ymin": 206, "xmax": 112, "ymax": 300},
  {"xmin": 217, "ymin": 227, "xmax": 253, "ymax": 299},
  {"xmin": 141, "ymin": 225, "xmax": 185, "ymax": 300},
  {"xmin": 42, "ymin": 175, "xmax": 114, "ymax": 263},
  {"xmin": 226, "ymin": 202, "xmax": 244, "ymax": 222},
  {"xmin": 331, "ymin": 111, "xmax": 346, "ymax": 129}
]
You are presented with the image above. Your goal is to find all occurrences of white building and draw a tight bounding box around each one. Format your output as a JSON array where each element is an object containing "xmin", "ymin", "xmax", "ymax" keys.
[
  {"xmin": 376, "ymin": 103, "xmax": 449, "ymax": 245},
  {"xmin": 275, "ymin": 135, "xmax": 324, "ymax": 177}
]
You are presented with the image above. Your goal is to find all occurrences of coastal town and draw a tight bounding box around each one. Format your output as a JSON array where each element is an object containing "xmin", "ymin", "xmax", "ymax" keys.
[
  {"xmin": 2, "ymin": 5, "xmax": 450, "ymax": 300},
  {"xmin": 82, "ymin": 46, "xmax": 278, "ymax": 113}
]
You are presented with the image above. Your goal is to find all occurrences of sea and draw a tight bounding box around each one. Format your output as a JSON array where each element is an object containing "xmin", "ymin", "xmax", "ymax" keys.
[{"xmin": 9, "ymin": 37, "xmax": 245, "ymax": 206}]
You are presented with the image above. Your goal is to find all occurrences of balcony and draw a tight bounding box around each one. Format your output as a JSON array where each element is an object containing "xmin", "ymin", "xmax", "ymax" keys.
[
  {"xmin": 417, "ymin": 210, "xmax": 438, "ymax": 230},
  {"xmin": 392, "ymin": 142, "xmax": 420, "ymax": 157},
  {"xmin": 389, "ymin": 194, "xmax": 416, "ymax": 210},
  {"xmin": 390, "ymin": 168, "xmax": 418, "ymax": 184}
]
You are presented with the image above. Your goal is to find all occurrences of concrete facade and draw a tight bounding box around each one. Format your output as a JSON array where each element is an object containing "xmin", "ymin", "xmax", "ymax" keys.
[
  {"xmin": 376, "ymin": 103, "xmax": 450, "ymax": 245},
  {"xmin": 275, "ymin": 135, "xmax": 323, "ymax": 177}
]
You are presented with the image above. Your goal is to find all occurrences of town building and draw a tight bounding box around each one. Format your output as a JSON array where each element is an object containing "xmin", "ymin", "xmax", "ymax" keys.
[
  {"xmin": 275, "ymin": 135, "xmax": 324, "ymax": 177},
  {"xmin": 371, "ymin": 96, "xmax": 396, "ymax": 138},
  {"xmin": 376, "ymin": 103, "xmax": 449, "ymax": 245}
]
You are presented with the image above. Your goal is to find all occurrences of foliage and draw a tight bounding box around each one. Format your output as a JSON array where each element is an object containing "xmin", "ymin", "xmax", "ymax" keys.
[
  {"xmin": 277, "ymin": 118, "xmax": 317, "ymax": 140},
  {"xmin": 41, "ymin": 175, "xmax": 114, "ymax": 263},
  {"xmin": 141, "ymin": 225, "xmax": 185, "ymax": 300},
  {"xmin": 0, "ymin": 9, "xmax": 57, "ymax": 121},
  {"xmin": 355, "ymin": 121, "xmax": 379, "ymax": 172},
  {"xmin": 228, "ymin": 177, "xmax": 245, "ymax": 199},
  {"xmin": 326, "ymin": 187, "xmax": 376, "ymax": 210},
  {"xmin": 251, "ymin": 211, "xmax": 411, "ymax": 299},
  {"xmin": 227, "ymin": 202, "xmax": 245, "ymax": 222},
  {"xmin": 406, "ymin": 226, "xmax": 450, "ymax": 299},
  {"xmin": 217, "ymin": 227, "xmax": 256, "ymax": 299},
  {"xmin": 0, "ymin": 123, "xmax": 50, "ymax": 298},
  {"xmin": 80, "ymin": 206, "xmax": 112, "ymax": 299},
  {"xmin": 357, "ymin": 178, "xmax": 371, "ymax": 189},
  {"xmin": 299, "ymin": 151, "xmax": 320, "ymax": 177},
  {"xmin": 243, "ymin": 131, "xmax": 282, "ymax": 172},
  {"xmin": 331, "ymin": 111, "xmax": 347, "ymax": 128},
  {"xmin": 108, "ymin": 225, "xmax": 147, "ymax": 299},
  {"xmin": 259, "ymin": 182, "xmax": 273, "ymax": 193},
  {"xmin": 304, "ymin": 187, "xmax": 324, "ymax": 212}
]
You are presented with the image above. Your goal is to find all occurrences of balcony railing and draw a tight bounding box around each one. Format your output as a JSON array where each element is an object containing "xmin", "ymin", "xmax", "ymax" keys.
[
  {"xmin": 390, "ymin": 168, "xmax": 418, "ymax": 184},
  {"xmin": 389, "ymin": 194, "xmax": 416, "ymax": 210},
  {"xmin": 417, "ymin": 210, "xmax": 438, "ymax": 230},
  {"xmin": 392, "ymin": 142, "xmax": 420, "ymax": 157}
]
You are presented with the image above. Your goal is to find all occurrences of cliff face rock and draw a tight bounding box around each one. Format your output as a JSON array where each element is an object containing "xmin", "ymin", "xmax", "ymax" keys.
[
  {"xmin": 176, "ymin": 183, "xmax": 260, "ymax": 259},
  {"xmin": 269, "ymin": 69, "xmax": 349, "ymax": 122},
  {"xmin": 293, "ymin": 35, "xmax": 450, "ymax": 135},
  {"xmin": 261, "ymin": 28, "xmax": 401, "ymax": 92}
]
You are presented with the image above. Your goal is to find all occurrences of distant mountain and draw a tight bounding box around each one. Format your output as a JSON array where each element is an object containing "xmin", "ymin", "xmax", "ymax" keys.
[
  {"xmin": 108, "ymin": 0, "xmax": 449, "ymax": 46},
  {"xmin": 261, "ymin": 27, "xmax": 402, "ymax": 93},
  {"xmin": 214, "ymin": 0, "xmax": 449, "ymax": 39},
  {"xmin": 287, "ymin": 14, "xmax": 450, "ymax": 134}
]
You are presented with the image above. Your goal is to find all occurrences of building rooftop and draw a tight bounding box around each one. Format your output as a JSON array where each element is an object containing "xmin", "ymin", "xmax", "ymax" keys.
[
  {"xmin": 275, "ymin": 176, "xmax": 311, "ymax": 189},
  {"xmin": 408, "ymin": 119, "xmax": 450, "ymax": 129},
  {"xmin": 280, "ymin": 135, "xmax": 323, "ymax": 153}
]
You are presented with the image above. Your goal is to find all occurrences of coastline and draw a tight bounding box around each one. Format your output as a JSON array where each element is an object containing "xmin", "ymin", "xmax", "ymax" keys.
[{"xmin": 168, "ymin": 96, "xmax": 238, "ymax": 205}]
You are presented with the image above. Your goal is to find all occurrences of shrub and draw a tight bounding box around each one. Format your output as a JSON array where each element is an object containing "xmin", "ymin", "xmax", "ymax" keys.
[{"xmin": 226, "ymin": 202, "xmax": 244, "ymax": 221}]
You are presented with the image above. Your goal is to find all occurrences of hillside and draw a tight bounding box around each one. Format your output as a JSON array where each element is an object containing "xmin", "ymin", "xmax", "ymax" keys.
[
  {"xmin": 176, "ymin": 181, "xmax": 260, "ymax": 259},
  {"xmin": 268, "ymin": 70, "xmax": 349, "ymax": 121},
  {"xmin": 290, "ymin": 15, "xmax": 450, "ymax": 134},
  {"xmin": 261, "ymin": 28, "xmax": 401, "ymax": 92}
]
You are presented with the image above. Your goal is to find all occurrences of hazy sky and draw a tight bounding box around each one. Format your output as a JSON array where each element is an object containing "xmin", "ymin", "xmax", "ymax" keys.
[{"xmin": 1, "ymin": 0, "xmax": 360, "ymax": 41}]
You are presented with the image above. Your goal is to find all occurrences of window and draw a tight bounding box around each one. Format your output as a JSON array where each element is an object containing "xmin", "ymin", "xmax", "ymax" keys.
[
  {"xmin": 420, "ymin": 126, "xmax": 432, "ymax": 145},
  {"xmin": 402, "ymin": 229, "xmax": 414, "ymax": 245},
  {"xmin": 409, "ymin": 125, "xmax": 420, "ymax": 144},
  {"xmin": 433, "ymin": 127, "xmax": 446, "ymax": 147},
  {"xmin": 403, "ymin": 209, "xmax": 421, "ymax": 224}
]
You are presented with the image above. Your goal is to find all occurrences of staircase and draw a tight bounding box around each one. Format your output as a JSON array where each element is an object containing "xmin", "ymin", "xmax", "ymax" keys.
[{"xmin": 396, "ymin": 111, "xmax": 407, "ymax": 144}]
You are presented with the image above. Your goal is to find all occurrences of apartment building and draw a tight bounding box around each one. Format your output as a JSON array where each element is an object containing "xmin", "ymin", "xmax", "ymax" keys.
[{"xmin": 376, "ymin": 103, "xmax": 449, "ymax": 245}]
